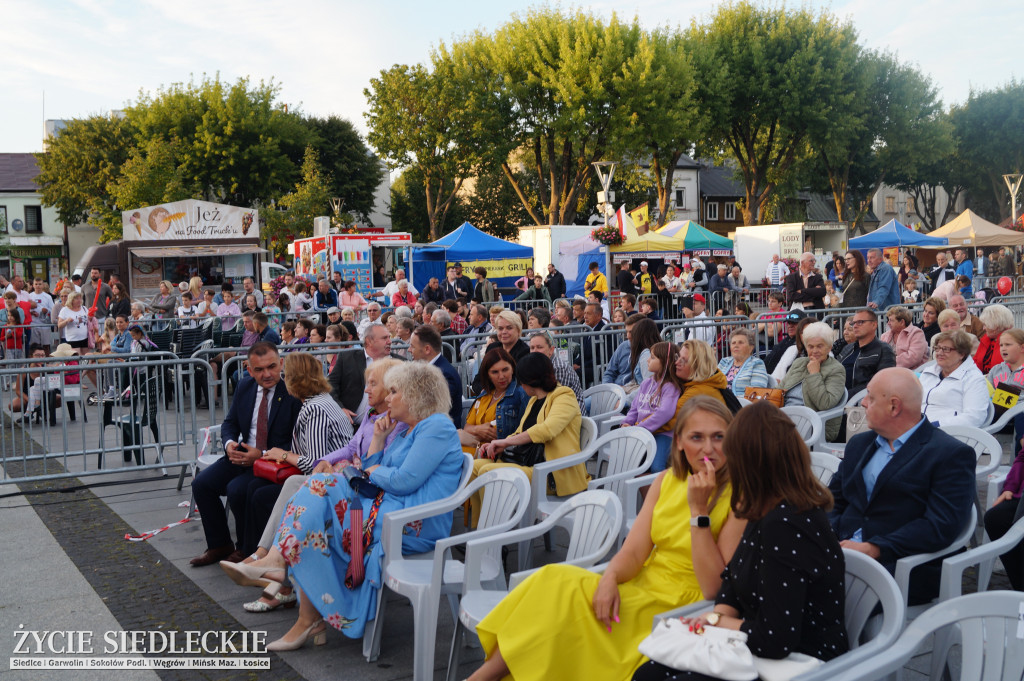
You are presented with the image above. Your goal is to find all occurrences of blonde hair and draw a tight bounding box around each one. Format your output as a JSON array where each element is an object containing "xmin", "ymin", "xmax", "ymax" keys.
[
  {"xmin": 495, "ymin": 310, "xmax": 523, "ymax": 332},
  {"xmin": 384, "ymin": 362, "xmax": 451, "ymax": 421},
  {"xmin": 680, "ymin": 339, "xmax": 718, "ymax": 382},
  {"xmin": 189, "ymin": 276, "xmax": 204, "ymax": 300}
]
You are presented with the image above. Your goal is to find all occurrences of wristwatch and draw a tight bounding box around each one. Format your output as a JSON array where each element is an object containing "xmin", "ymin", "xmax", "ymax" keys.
[
  {"xmin": 705, "ymin": 612, "xmax": 721, "ymax": 626},
  {"xmin": 690, "ymin": 515, "xmax": 711, "ymax": 528}
]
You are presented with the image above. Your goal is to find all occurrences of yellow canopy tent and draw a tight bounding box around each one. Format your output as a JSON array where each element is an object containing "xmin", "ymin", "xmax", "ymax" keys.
[
  {"xmin": 923, "ymin": 209, "xmax": 1024, "ymax": 247},
  {"xmin": 608, "ymin": 212, "xmax": 681, "ymax": 254}
]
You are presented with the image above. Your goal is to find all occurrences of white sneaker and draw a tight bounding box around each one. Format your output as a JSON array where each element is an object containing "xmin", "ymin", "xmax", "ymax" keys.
[{"xmin": 103, "ymin": 387, "xmax": 118, "ymax": 399}]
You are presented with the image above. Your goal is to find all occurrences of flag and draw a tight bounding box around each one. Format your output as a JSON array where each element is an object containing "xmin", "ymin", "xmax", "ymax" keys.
[
  {"xmin": 615, "ymin": 205, "xmax": 628, "ymax": 239},
  {"xmin": 629, "ymin": 203, "xmax": 650, "ymax": 233}
]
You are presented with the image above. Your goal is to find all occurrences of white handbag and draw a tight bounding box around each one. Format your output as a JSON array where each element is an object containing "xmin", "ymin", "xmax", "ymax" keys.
[
  {"xmin": 638, "ymin": 618, "xmax": 757, "ymax": 681},
  {"xmin": 638, "ymin": 618, "xmax": 824, "ymax": 681}
]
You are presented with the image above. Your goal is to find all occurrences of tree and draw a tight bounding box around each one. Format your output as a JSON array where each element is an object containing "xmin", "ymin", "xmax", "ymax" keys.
[
  {"xmin": 613, "ymin": 28, "xmax": 699, "ymax": 227},
  {"xmin": 460, "ymin": 166, "xmax": 533, "ymax": 239},
  {"xmin": 262, "ymin": 147, "xmax": 332, "ymax": 258},
  {"xmin": 301, "ymin": 116, "xmax": 385, "ymax": 224},
  {"xmin": 810, "ymin": 50, "xmax": 949, "ymax": 233},
  {"xmin": 388, "ymin": 166, "xmax": 466, "ymax": 242},
  {"xmin": 35, "ymin": 114, "xmax": 135, "ymax": 239},
  {"xmin": 365, "ymin": 62, "xmax": 482, "ymax": 241},
  {"xmin": 451, "ymin": 8, "xmax": 647, "ymax": 226},
  {"xmin": 688, "ymin": 3, "xmax": 861, "ymax": 225},
  {"xmin": 951, "ymin": 80, "xmax": 1024, "ymax": 221}
]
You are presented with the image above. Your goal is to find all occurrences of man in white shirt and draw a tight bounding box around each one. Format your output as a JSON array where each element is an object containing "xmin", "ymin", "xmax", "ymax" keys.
[
  {"xmin": 684, "ymin": 293, "xmax": 716, "ymax": 346},
  {"xmin": 378, "ymin": 268, "xmax": 419, "ymax": 302},
  {"xmin": 356, "ymin": 302, "xmax": 382, "ymax": 338},
  {"xmin": 765, "ymin": 254, "xmax": 790, "ymax": 289},
  {"xmin": 29, "ymin": 278, "xmax": 53, "ymax": 346}
]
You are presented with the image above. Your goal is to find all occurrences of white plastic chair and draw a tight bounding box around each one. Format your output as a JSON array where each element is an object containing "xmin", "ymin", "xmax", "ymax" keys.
[
  {"xmin": 820, "ymin": 592, "xmax": 1024, "ymax": 681},
  {"xmin": 520, "ymin": 427, "xmax": 655, "ymax": 570},
  {"xmin": 583, "ymin": 384, "xmax": 628, "ymax": 436},
  {"xmin": 656, "ymin": 550, "xmax": 906, "ymax": 681},
  {"xmin": 983, "ymin": 400, "xmax": 1024, "ymax": 434},
  {"xmin": 945, "ymin": 425, "xmax": 1005, "ymax": 519},
  {"xmin": 621, "ymin": 471, "xmax": 660, "ymax": 540},
  {"xmin": 781, "ymin": 405, "xmax": 824, "ymax": 449},
  {"xmin": 809, "ymin": 450, "xmax": 841, "ymax": 485},
  {"xmin": 817, "ymin": 389, "xmax": 866, "ymax": 458},
  {"xmin": 896, "ymin": 505, "xmax": 978, "ymax": 623},
  {"xmin": 816, "ymin": 387, "xmax": 848, "ymax": 425},
  {"xmin": 448, "ymin": 491, "xmax": 623, "ymax": 681},
  {"xmin": 366, "ymin": 467, "xmax": 532, "ymax": 681},
  {"xmin": 765, "ymin": 374, "xmax": 778, "ymax": 389},
  {"xmin": 181, "ymin": 424, "xmax": 223, "ymax": 517}
]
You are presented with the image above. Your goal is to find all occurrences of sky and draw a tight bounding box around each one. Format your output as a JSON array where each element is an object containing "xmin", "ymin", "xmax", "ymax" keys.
[{"xmin": 2, "ymin": 0, "xmax": 1021, "ymax": 154}]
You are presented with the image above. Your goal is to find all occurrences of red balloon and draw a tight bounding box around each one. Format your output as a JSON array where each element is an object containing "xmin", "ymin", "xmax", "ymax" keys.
[{"xmin": 998, "ymin": 276, "xmax": 1013, "ymax": 295}]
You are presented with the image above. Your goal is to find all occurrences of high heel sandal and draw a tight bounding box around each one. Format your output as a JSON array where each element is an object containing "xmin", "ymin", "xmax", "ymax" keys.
[
  {"xmin": 219, "ymin": 560, "xmax": 286, "ymax": 589},
  {"xmin": 266, "ymin": 619, "xmax": 326, "ymax": 651},
  {"xmin": 243, "ymin": 582, "xmax": 297, "ymax": 613}
]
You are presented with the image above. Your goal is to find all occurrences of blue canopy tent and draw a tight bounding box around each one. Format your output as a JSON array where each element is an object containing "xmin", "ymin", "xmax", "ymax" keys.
[
  {"xmin": 410, "ymin": 222, "xmax": 535, "ymax": 296},
  {"xmin": 849, "ymin": 219, "xmax": 949, "ymax": 249}
]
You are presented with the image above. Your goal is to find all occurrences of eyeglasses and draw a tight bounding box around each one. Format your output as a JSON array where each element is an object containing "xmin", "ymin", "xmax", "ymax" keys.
[
  {"xmin": 849, "ymin": 319, "xmax": 874, "ymax": 327},
  {"xmin": 934, "ymin": 346, "xmax": 958, "ymax": 354}
]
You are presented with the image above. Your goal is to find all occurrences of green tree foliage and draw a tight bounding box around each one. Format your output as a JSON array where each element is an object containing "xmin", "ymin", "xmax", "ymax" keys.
[
  {"xmin": 262, "ymin": 147, "xmax": 332, "ymax": 258},
  {"xmin": 951, "ymin": 80, "xmax": 1024, "ymax": 221},
  {"xmin": 35, "ymin": 114, "xmax": 135, "ymax": 241},
  {"xmin": 301, "ymin": 116, "xmax": 385, "ymax": 223},
  {"xmin": 389, "ymin": 166, "xmax": 465, "ymax": 242},
  {"xmin": 689, "ymin": 2, "xmax": 860, "ymax": 226},
  {"xmin": 613, "ymin": 28, "xmax": 699, "ymax": 227},
  {"xmin": 810, "ymin": 50, "xmax": 949, "ymax": 233},
  {"xmin": 448, "ymin": 8, "xmax": 648, "ymax": 226},
  {"xmin": 365, "ymin": 63, "xmax": 482, "ymax": 241}
]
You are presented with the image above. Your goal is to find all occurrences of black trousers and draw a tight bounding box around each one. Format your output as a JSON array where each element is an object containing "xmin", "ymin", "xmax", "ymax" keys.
[
  {"xmin": 984, "ymin": 495, "xmax": 1024, "ymax": 590},
  {"xmin": 192, "ymin": 456, "xmax": 279, "ymax": 555}
]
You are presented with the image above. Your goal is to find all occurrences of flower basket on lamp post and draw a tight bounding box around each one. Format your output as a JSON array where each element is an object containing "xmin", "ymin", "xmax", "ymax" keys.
[{"xmin": 591, "ymin": 225, "xmax": 624, "ymax": 246}]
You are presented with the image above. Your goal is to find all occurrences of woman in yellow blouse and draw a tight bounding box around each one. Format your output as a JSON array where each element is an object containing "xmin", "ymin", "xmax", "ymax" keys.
[{"xmin": 459, "ymin": 348, "xmax": 529, "ymax": 455}]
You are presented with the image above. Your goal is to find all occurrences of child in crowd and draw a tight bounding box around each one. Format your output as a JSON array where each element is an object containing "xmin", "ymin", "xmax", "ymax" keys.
[
  {"xmin": 903, "ymin": 278, "xmax": 920, "ymax": 303},
  {"xmin": 216, "ymin": 290, "xmax": 241, "ymax": 332},
  {"xmin": 0, "ymin": 292, "xmax": 26, "ymax": 360},
  {"xmin": 621, "ymin": 341, "xmax": 683, "ymax": 472},
  {"xmin": 824, "ymin": 280, "xmax": 841, "ymax": 308}
]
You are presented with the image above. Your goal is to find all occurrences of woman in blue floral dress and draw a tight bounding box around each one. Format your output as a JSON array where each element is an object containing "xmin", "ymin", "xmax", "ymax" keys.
[{"xmin": 231, "ymin": 362, "xmax": 464, "ymax": 651}]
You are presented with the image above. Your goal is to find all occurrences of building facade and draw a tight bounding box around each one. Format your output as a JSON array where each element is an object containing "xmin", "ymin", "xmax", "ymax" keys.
[{"xmin": 0, "ymin": 154, "xmax": 67, "ymax": 282}]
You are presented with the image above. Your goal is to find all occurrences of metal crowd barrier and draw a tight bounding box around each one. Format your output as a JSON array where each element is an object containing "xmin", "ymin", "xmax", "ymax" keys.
[{"xmin": 0, "ymin": 352, "xmax": 216, "ymax": 486}]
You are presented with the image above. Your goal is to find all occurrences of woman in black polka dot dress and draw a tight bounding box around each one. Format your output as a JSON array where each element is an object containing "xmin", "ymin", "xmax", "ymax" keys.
[{"xmin": 633, "ymin": 401, "xmax": 849, "ymax": 681}]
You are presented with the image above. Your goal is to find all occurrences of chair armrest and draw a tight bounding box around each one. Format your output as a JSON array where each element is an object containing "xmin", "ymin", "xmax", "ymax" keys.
[
  {"xmin": 939, "ymin": 516, "xmax": 1024, "ymax": 600},
  {"xmin": 588, "ymin": 465, "xmax": 653, "ymax": 493},
  {"xmin": 983, "ymin": 403, "xmax": 1023, "ymax": 434},
  {"xmin": 894, "ymin": 539, "xmax": 972, "ymax": 604},
  {"xmin": 986, "ymin": 468, "xmax": 1010, "ymax": 508},
  {"xmin": 976, "ymin": 457, "xmax": 1002, "ymax": 480},
  {"xmin": 531, "ymin": 446, "xmax": 599, "ymax": 510},
  {"xmin": 623, "ymin": 472, "xmax": 661, "ymax": 522},
  {"xmin": 652, "ymin": 600, "xmax": 712, "ymax": 628},
  {"xmin": 381, "ymin": 490, "xmax": 474, "ymax": 561}
]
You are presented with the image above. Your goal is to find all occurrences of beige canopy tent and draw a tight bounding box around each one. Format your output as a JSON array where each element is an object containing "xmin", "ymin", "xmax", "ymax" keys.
[{"xmin": 921, "ymin": 209, "xmax": 1024, "ymax": 247}]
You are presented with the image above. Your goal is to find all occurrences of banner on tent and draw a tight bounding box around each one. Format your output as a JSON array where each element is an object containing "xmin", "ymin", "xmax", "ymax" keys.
[
  {"xmin": 612, "ymin": 252, "xmax": 683, "ymax": 264},
  {"xmin": 447, "ymin": 259, "xmax": 532, "ymax": 277},
  {"xmin": 691, "ymin": 249, "xmax": 734, "ymax": 257}
]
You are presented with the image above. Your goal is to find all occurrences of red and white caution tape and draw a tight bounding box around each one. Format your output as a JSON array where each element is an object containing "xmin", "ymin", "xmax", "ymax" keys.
[{"xmin": 125, "ymin": 515, "xmax": 193, "ymax": 542}]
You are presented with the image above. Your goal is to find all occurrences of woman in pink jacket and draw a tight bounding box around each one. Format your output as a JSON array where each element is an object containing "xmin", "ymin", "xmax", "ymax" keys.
[{"xmin": 880, "ymin": 306, "xmax": 928, "ymax": 369}]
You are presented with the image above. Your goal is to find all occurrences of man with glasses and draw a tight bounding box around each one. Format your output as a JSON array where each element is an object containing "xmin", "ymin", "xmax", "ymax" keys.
[{"xmin": 838, "ymin": 309, "xmax": 896, "ymax": 396}]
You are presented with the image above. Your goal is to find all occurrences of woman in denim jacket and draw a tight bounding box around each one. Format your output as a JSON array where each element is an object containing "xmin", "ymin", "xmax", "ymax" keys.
[{"xmin": 459, "ymin": 347, "xmax": 529, "ymax": 454}]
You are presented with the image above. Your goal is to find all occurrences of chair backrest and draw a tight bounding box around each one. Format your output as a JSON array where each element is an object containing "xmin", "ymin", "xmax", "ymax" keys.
[
  {"xmin": 179, "ymin": 326, "xmax": 204, "ymax": 356},
  {"xmin": 809, "ymin": 451, "xmax": 841, "ymax": 485},
  {"xmin": 780, "ymin": 405, "xmax": 823, "ymax": 448},
  {"xmin": 150, "ymin": 328, "xmax": 172, "ymax": 351},
  {"xmin": 192, "ymin": 339, "xmax": 214, "ymax": 357},
  {"xmin": 508, "ymin": 491, "xmax": 623, "ymax": 590},
  {"xmin": 583, "ymin": 384, "xmax": 626, "ymax": 417},
  {"xmin": 591, "ymin": 427, "xmax": 657, "ymax": 499},
  {"xmin": 458, "ymin": 452, "xmax": 474, "ymax": 489},
  {"xmin": 983, "ymin": 400, "xmax": 995, "ymax": 427},
  {"xmin": 580, "ymin": 416, "xmax": 597, "ymax": 449},
  {"xmin": 461, "ymin": 398, "xmax": 475, "ymax": 424},
  {"xmin": 827, "ymin": 592, "xmax": 1024, "ymax": 681},
  {"xmin": 943, "ymin": 426, "xmax": 1002, "ymax": 468},
  {"xmin": 474, "ymin": 468, "xmax": 533, "ymax": 531},
  {"xmin": 847, "ymin": 389, "xmax": 867, "ymax": 407},
  {"xmin": 841, "ymin": 549, "xmax": 905, "ymax": 652}
]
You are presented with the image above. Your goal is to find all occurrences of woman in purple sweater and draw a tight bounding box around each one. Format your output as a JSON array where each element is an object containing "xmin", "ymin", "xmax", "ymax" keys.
[
  {"xmin": 238, "ymin": 358, "xmax": 407, "ymax": 613},
  {"xmin": 622, "ymin": 342, "xmax": 683, "ymax": 472}
]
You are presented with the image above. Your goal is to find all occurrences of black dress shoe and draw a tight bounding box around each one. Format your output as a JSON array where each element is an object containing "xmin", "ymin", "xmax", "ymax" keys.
[{"xmin": 189, "ymin": 544, "xmax": 236, "ymax": 567}]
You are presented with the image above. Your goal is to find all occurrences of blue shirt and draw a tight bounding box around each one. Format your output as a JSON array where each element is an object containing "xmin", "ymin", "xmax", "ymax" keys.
[
  {"xmin": 112, "ymin": 330, "xmax": 132, "ymax": 353},
  {"xmin": 852, "ymin": 416, "xmax": 927, "ymax": 541},
  {"xmin": 955, "ymin": 259, "xmax": 973, "ymax": 279},
  {"xmin": 867, "ymin": 263, "xmax": 900, "ymax": 310}
]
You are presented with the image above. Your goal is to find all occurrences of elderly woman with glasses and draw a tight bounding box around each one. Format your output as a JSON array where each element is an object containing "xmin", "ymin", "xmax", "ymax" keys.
[
  {"xmin": 880, "ymin": 306, "xmax": 929, "ymax": 370},
  {"xmin": 918, "ymin": 330, "xmax": 990, "ymax": 427}
]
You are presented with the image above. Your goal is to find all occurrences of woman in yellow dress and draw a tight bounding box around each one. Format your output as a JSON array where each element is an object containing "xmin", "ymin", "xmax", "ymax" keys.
[{"xmin": 469, "ymin": 396, "xmax": 745, "ymax": 681}]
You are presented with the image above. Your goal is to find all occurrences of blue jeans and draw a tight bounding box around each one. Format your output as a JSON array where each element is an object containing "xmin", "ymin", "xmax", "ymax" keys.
[{"xmin": 651, "ymin": 433, "xmax": 674, "ymax": 472}]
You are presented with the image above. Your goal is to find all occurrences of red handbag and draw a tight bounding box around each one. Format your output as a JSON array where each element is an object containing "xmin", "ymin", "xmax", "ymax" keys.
[{"xmin": 253, "ymin": 458, "xmax": 302, "ymax": 484}]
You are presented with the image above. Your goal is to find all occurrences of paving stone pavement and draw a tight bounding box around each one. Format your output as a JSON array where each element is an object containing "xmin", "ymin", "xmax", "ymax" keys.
[{"xmin": 2, "ymin": 412, "xmax": 1021, "ymax": 680}]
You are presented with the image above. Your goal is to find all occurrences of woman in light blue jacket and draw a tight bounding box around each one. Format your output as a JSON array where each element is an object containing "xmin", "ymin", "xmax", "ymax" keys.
[{"xmin": 717, "ymin": 327, "xmax": 769, "ymax": 397}]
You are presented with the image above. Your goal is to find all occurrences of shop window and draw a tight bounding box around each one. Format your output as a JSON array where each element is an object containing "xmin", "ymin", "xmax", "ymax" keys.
[
  {"xmin": 706, "ymin": 202, "xmax": 719, "ymax": 221},
  {"xmin": 0, "ymin": 205, "xmax": 6, "ymax": 232},
  {"xmin": 24, "ymin": 206, "xmax": 42, "ymax": 233},
  {"xmin": 724, "ymin": 202, "xmax": 736, "ymax": 221}
]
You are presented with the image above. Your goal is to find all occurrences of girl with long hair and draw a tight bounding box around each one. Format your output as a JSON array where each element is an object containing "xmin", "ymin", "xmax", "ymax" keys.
[{"xmin": 622, "ymin": 341, "xmax": 684, "ymax": 471}]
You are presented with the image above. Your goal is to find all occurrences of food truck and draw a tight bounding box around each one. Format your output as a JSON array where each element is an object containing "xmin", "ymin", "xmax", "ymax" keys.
[
  {"xmin": 291, "ymin": 230, "xmax": 412, "ymax": 291},
  {"xmin": 74, "ymin": 199, "xmax": 267, "ymax": 299}
]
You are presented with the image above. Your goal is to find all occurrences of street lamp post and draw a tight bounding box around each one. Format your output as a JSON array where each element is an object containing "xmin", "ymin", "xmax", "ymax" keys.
[
  {"xmin": 592, "ymin": 161, "xmax": 617, "ymax": 290},
  {"xmin": 1004, "ymin": 174, "xmax": 1022, "ymax": 226}
]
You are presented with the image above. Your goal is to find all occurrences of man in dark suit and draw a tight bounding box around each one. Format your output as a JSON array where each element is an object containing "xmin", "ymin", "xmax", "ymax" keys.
[
  {"xmin": 327, "ymin": 321, "xmax": 398, "ymax": 421},
  {"xmin": 784, "ymin": 252, "xmax": 826, "ymax": 310},
  {"xmin": 189, "ymin": 342, "xmax": 302, "ymax": 566},
  {"xmin": 410, "ymin": 324, "xmax": 464, "ymax": 426},
  {"xmin": 828, "ymin": 367, "xmax": 975, "ymax": 605}
]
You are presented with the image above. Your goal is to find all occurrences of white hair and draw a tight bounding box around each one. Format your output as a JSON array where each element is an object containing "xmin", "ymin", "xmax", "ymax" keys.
[
  {"xmin": 394, "ymin": 306, "xmax": 414, "ymax": 319},
  {"xmin": 359, "ymin": 321, "xmax": 387, "ymax": 342},
  {"xmin": 980, "ymin": 304, "xmax": 1015, "ymax": 331},
  {"xmin": 801, "ymin": 321, "xmax": 835, "ymax": 345}
]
